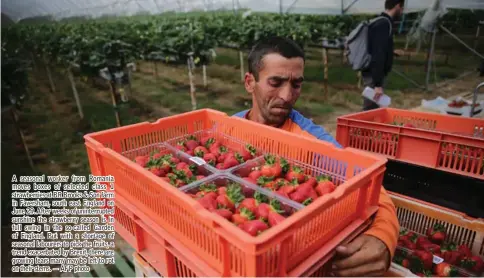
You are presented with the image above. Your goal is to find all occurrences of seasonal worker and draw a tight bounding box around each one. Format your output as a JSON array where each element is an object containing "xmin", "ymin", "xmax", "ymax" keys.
[{"xmin": 234, "ymin": 36, "xmax": 399, "ymax": 277}]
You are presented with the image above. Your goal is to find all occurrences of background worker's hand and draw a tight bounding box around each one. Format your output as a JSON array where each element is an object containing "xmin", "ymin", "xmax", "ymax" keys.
[
  {"xmin": 331, "ymin": 235, "xmax": 390, "ymax": 277},
  {"xmin": 374, "ymin": 87, "xmax": 383, "ymax": 102},
  {"xmin": 394, "ymin": 49, "xmax": 405, "ymax": 57}
]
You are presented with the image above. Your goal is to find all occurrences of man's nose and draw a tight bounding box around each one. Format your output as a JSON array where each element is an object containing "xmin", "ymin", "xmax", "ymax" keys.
[{"xmin": 278, "ymin": 84, "xmax": 293, "ymax": 102}]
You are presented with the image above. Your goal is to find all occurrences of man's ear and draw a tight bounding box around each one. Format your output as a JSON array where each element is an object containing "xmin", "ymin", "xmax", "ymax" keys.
[{"xmin": 245, "ymin": 72, "xmax": 256, "ymax": 94}]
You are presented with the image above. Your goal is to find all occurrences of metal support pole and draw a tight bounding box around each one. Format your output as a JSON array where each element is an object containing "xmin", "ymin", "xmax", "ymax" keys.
[
  {"xmin": 471, "ymin": 82, "xmax": 484, "ymax": 118},
  {"xmin": 440, "ymin": 25, "xmax": 484, "ymax": 60},
  {"xmin": 67, "ymin": 68, "xmax": 84, "ymax": 119},
  {"xmin": 474, "ymin": 24, "xmax": 481, "ymax": 51},
  {"xmin": 426, "ymin": 29, "xmax": 437, "ymax": 90}
]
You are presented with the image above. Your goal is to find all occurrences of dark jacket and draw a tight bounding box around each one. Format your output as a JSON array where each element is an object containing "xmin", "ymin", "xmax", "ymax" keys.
[{"xmin": 364, "ymin": 13, "xmax": 394, "ymax": 87}]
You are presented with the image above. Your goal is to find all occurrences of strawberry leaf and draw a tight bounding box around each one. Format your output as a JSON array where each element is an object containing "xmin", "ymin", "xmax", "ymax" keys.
[
  {"xmin": 302, "ymin": 198, "xmax": 313, "ymax": 206},
  {"xmin": 254, "ymin": 191, "xmax": 269, "ymax": 204}
]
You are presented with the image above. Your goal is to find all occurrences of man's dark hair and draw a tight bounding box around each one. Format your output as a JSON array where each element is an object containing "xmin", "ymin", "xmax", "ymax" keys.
[
  {"xmin": 248, "ymin": 36, "xmax": 305, "ymax": 81},
  {"xmin": 385, "ymin": 0, "xmax": 404, "ymax": 9}
]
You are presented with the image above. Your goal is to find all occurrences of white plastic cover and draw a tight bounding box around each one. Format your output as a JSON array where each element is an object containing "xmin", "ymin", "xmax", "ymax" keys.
[{"xmin": 2, "ymin": 0, "xmax": 484, "ymax": 22}]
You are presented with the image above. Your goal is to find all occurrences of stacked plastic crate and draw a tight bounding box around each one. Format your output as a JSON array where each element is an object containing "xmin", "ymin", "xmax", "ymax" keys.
[
  {"xmin": 84, "ymin": 109, "xmax": 387, "ymax": 277},
  {"xmin": 336, "ymin": 108, "xmax": 484, "ymax": 277}
]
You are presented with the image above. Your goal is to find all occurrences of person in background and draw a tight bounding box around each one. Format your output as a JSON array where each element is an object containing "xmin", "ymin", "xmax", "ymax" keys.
[
  {"xmin": 362, "ymin": 0, "xmax": 405, "ymax": 111},
  {"xmin": 233, "ymin": 36, "xmax": 399, "ymax": 277}
]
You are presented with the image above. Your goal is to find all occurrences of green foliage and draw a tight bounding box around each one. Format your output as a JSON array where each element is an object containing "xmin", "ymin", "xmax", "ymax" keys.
[
  {"xmin": 2, "ymin": 12, "xmax": 363, "ymax": 78},
  {"xmin": 1, "ymin": 41, "xmax": 30, "ymax": 109}
]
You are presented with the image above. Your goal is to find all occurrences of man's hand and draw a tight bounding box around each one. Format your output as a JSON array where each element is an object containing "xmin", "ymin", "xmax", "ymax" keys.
[
  {"xmin": 374, "ymin": 87, "xmax": 383, "ymax": 102},
  {"xmin": 394, "ymin": 49, "xmax": 405, "ymax": 57},
  {"xmin": 331, "ymin": 235, "xmax": 390, "ymax": 277}
]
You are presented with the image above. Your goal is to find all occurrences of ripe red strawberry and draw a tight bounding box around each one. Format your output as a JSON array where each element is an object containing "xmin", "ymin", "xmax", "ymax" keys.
[
  {"xmin": 175, "ymin": 143, "xmax": 187, "ymax": 152},
  {"xmin": 402, "ymin": 239, "xmax": 417, "ymax": 250},
  {"xmin": 216, "ymin": 183, "xmax": 244, "ymax": 211},
  {"xmin": 185, "ymin": 136, "xmax": 200, "ymax": 151},
  {"xmin": 411, "ymin": 250, "xmax": 433, "ymax": 270},
  {"xmin": 158, "ymin": 159, "xmax": 174, "ymax": 173},
  {"xmin": 186, "ymin": 150, "xmax": 195, "ymax": 156},
  {"xmin": 175, "ymin": 167, "xmax": 193, "ymax": 179},
  {"xmin": 196, "ymin": 191, "xmax": 217, "ymax": 199},
  {"xmin": 217, "ymin": 186, "xmax": 227, "ymax": 196},
  {"xmin": 149, "ymin": 167, "xmax": 166, "ymax": 177},
  {"xmin": 395, "ymin": 256, "xmax": 411, "ymax": 269},
  {"xmin": 222, "ymin": 154, "xmax": 241, "ymax": 169},
  {"xmin": 218, "ymin": 151, "xmax": 233, "ymax": 163},
  {"xmin": 285, "ymin": 165, "xmax": 306, "ymax": 183},
  {"xmin": 255, "ymin": 199, "xmax": 283, "ymax": 220},
  {"xmin": 248, "ymin": 170, "xmax": 262, "ymax": 181},
  {"xmin": 243, "ymin": 177, "xmax": 257, "ymax": 185},
  {"xmin": 420, "ymin": 243, "xmax": 441, "ymax": 257},
  {"xmin": 277, "ymin": 184, "xmax": 296, "ymax": 196},
  {"xmin": 315, "ymin": 175, "xmax": 336, "ymax": 196},
  {"xmin": 459, "ymin": 256, "xmax": 484, "ymax": 274},
  {"xmin": 216, "ymin": 163, "xmax": 225, "ymax": 170},
  {"xmin": 214, "ymin": 209, "xmax": 233, "ymax": 220},
  {"xmin": 169, "ymin": 156, "xmax": 180, "ymax": 164},
  {"xmin": 260, "ymin": 155, "xmax": 282, "ymax": 178},
  {"xmin": 231, "ymin": 208, "xmax": 255, "ymax": 225},
  {"xmin": 304, "ymin": 176, "xmax": 318, "ymax": 188},
  {"xmin": 198, "ymin": 194, "xmax": 217, "ymax": 211},
  {"xmin": 434, "ymin": 262, "xmax": 460, "ymax": 277},
  {"xmin": 240, "ymin": 183, "xmax": 255, "ymax": 198},
  {"xmin": 256, "ymin": 176, "xmax": 274, "ymax": 189},
  {"xmin": 268, "ymin": 211, "xmax": 285, "ymax": 227},
  {"xmin": 237, "ymin": 198, "xmax": 258, "ymax": 214},
  {"xmin": 194, "ymin": 146, "xmax": 209, "ymax": 157},
  {"xmin": 458, "ymin": 245, "xmax": 472, "ymax": 258},
  {"xmin": 290, "ymin": 181, "xmax": 318, "ymax": 204},
  {"xmin": 134, "ymin": 156, "xmax": 149, "ymax": 167},
  {"xmin": 239, "ymin": 220, "xmax": 268, "ymax": 236},
  {"xmin": 401, "ymin": 258, "xmax": 411, "ymax": 269},
  {"xmin": 175, "ymin": 162, "xmax": 190, "ymax": 170},
  {"xmin": 173, "ymin": 179, "xmax": 186, "ymax": 188},
  {"xmin": 416, "ymin": 236, "xmax": 431, "ymax": 250},
  {"xmin": 203, "ymin": 153, "xmax": 217, "ymax": 166},
  {"xmin": 211, "ymin": 145, "xmax": 227, "ymax": 159},
  {"xmin": 239, "ymin": 144, "xmax": 257, "ymax": 161},
  {"xmin": 289, "ymin": 190, "xmax": 308, "ymax": 203},
  {"xmin": 441, "ymin": 243, "xmax": 463, "ymax": 265},
  {"xmin": 427, "ymin": 223, "xmax": 446, "ymax": 245},
  {"xmin": 201, "ymin": 136, "xmax": 216, "ymax": 148}
]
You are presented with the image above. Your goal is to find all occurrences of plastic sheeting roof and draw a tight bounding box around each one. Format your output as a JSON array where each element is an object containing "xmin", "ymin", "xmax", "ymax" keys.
[{"xmin": 2, "ymin": 0, "xmax": 484, "ymax": 22}]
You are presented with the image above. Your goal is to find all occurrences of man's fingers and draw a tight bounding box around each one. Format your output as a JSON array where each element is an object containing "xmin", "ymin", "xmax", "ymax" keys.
[
  {"xmin": 334, "ymin": 236, "xmax": 366, "ymax": 257},
  {"xmin": 332, "ymin": 260, "xmax": 388, "ymax": 277},
  {"xmin": 332, "ymin": 247, "xmax": 379, "ymax": 270}
]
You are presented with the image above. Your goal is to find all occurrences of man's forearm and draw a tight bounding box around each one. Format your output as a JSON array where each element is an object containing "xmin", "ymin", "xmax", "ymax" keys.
[{"xmin": 363, "ymin": 187, "xmax": 400, "ymax": 259}]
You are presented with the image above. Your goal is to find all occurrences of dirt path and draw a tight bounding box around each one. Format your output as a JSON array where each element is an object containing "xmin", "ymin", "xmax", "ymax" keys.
[{"xmin": 320, "ymin": 72, "xmax": 483, "ymax": 136}]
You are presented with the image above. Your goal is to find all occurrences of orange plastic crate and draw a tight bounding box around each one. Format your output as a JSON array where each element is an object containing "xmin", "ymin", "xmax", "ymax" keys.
[
  {"xmin": 336, "ymin": 108, "xmax": 484, "ymax": 179},
  {"xmin": 391, "ymin": 194, "xmax": 484, "ymax": 276},
  {"xmin": 84, "ymin": 109, "xmax": 386, "ymax": 276},
  {"xmin": 119, "ymin": 193, "xmax": 372, "ymax": 277}
]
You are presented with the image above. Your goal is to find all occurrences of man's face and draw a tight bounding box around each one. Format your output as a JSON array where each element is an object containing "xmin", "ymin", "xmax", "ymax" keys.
[
  {"xmin": 395, "ymin": 4, "xmax": 404, "ymax": 18},
  {"xmin": 245, "ymin": 53, "xmax": 304, "ymax": 127}
]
